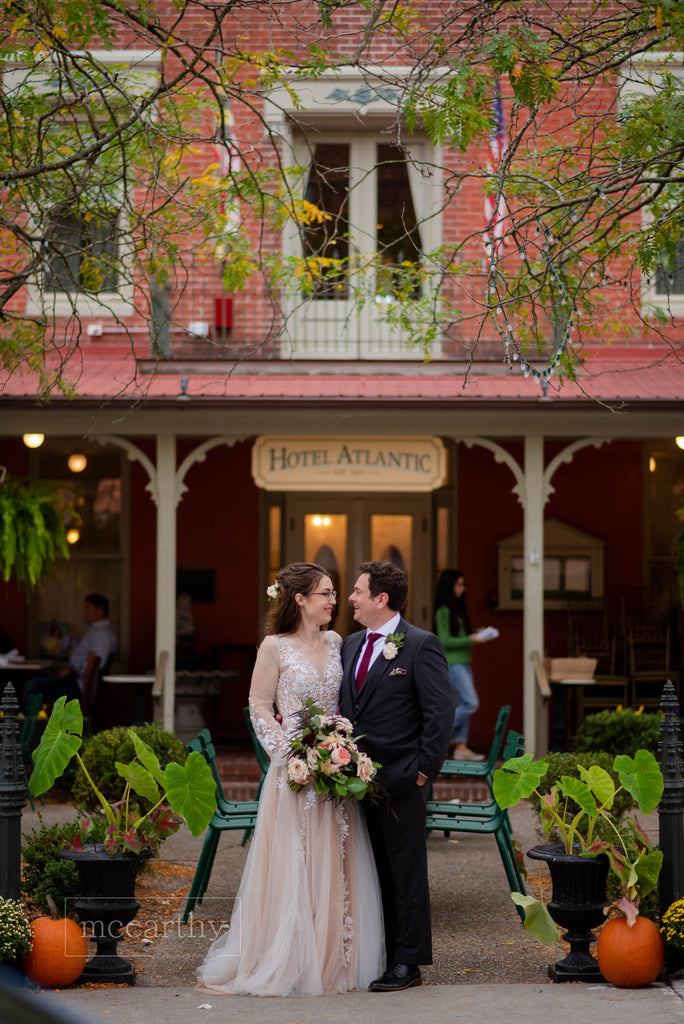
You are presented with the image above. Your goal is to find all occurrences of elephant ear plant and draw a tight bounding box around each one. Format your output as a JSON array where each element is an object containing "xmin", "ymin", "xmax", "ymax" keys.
[
  {"xmin": 30, "ymin": 697, "xmax": 217, "ymax": 855},
  {"xmin": 493, "ymin": 749, "xmax": 664, "ymax": 943}
]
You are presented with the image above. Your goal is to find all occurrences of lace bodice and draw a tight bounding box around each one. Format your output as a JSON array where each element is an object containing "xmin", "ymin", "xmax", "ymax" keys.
[{"xmin": 249, "ymin": 631, "xmax": 343, "ymax": 764}]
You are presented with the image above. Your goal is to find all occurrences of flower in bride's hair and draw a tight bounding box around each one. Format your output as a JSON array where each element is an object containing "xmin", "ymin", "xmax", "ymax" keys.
[
  {"xmin": 288, "ymin": 757, "xmax": 311, "ymax": 786},
  {"xmin": 266, "ymin": 580, "xmax": 280, "ymax": 602}
]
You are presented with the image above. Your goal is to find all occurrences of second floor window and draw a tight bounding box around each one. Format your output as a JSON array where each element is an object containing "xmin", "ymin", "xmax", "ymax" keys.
[
  {"xmin": 301, "ymin": 140, "xmax": 423, "ymax": 302},
  {"xmin": 45, "ymin": 211, "xmax": 119, "ymax": 294}
]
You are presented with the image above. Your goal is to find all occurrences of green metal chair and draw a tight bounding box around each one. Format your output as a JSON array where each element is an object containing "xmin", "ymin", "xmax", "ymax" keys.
[
  {"xmin": 426, "ymin": 729, "xmax": 527, "ymax": 915},
  {"xmin": 181, "ymin": 731, "xmax": 260, "ymax": 923},
  {"xmin": 20, "ymin": 693, "xmax": 45, "ymax": 811},
  {"xmin": 439, "ymin": 704, "xmax": 511, "ymax": 794}
]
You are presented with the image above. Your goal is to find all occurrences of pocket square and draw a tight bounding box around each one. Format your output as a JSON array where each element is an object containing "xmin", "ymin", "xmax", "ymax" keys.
[{"xmin": 389, "ymin": 666, "xmax": 407, "ymax": 676}]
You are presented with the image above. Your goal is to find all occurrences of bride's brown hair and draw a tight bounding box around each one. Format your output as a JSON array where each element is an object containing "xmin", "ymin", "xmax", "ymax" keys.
[{"xmin": 264, "ymin": 562, "xmax": 330, "ymax": 637}]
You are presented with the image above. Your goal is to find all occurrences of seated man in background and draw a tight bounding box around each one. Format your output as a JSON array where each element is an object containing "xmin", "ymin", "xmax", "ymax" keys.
[{"xmin": 22, "ymin": 593, "xmax": 117, "ymax": 710}]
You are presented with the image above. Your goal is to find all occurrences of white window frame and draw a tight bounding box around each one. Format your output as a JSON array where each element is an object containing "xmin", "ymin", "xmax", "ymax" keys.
[
  {"xmin": 268, "ymin": 68, "xmax": 444, "ymax": 360},
  {"xmin": 619, "ymin": 52, "xmax": 684, "ymax": 318},
  {"xmin": 4, "ymin": 49, "xmax": 160, "ymax": 319}
]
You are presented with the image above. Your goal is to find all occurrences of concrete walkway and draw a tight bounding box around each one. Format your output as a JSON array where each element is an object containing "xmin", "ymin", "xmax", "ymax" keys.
[{"xmin": 13, "ymin": 799, "xmax": 684, "ymax": 1024}]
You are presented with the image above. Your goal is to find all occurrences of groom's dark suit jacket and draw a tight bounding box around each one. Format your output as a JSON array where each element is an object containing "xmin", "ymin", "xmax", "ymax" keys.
[{"xmin": 339, "ymin": 617, "xmax": 452, "ymax": 794}]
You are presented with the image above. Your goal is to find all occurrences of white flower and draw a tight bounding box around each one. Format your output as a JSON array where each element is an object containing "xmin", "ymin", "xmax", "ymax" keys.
[
  {"xmin": 356, "ymin": 754, "xmax": 376, "ymax": 783},
  {"xmin": 382, "ymin": 641, "xmax": 399, "ymax": 660},
  {"xmin": 335, "ymin": 716, "xmax": 354, "ymax": 734},
  {"xmin": 288, "ymin": 757, "xmax": 311, "ymax": 785},
  {"xmin": 266, "ymin": 582, "xmax": 280, "ymax": 601}
]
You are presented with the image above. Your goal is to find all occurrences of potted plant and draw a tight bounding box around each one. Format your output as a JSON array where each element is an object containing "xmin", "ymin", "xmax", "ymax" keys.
[
  {"xmin": 494, "ymin": 748, "xmax": 664, "ymax": 983},
  {"xmin": 29, "ymin": 696, "xmax": 216, "ymax": 984}
]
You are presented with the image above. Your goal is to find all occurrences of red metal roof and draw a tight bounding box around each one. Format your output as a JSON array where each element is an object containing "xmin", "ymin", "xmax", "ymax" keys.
[{"xmin": 2, "ymin": 349, "xmax": 684, "ymax": 405}]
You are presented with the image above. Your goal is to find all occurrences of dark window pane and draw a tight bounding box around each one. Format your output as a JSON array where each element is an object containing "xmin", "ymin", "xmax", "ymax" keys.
[
  {"xmin": 45, "ymin": 211, "xmax": 119, "ymax": 293},
  {"xmin": 376, "ymin": 144, "xmax": 423, "ymax": 300},
  {"xmin": 303, "ymin": 143, "xmax": 349, "ymax": 299},
  {"xmin": 655, "ymin": 236, "xmax": 684, "ymax": 295}
]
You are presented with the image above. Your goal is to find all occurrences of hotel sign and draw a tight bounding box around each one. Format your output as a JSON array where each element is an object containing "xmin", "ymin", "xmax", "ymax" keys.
[{"xmin": 252, "ymin": 436, "xmax": 446, "ymax": 492}]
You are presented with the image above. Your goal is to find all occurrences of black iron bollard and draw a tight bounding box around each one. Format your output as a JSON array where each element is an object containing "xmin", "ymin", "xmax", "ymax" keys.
[
  {"xmin": 0, "ymin": 682, "xmax": 26, "ymax": 900},
  {"xmin": 658, "ymin": 680, "xmax": 684, "ymax": 919}
]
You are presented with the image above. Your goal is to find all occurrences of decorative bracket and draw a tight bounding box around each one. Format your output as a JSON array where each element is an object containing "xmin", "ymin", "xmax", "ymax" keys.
[
  {"xmin": 542, "ymin": 438, "xmax": 611, "ymax": 505},
  {"xmin": 461, "ymin": 437, "xmax": 526, "ymax": 507}
]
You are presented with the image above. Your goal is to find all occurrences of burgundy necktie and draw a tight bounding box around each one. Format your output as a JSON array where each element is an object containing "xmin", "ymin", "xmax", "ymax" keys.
[{"xmin": 356, "ymin": 633, "xmax": 381, "ymax": 692}]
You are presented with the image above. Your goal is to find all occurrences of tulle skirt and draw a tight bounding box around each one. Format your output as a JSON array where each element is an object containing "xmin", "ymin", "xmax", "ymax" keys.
[{"xmin": 197, "ymin": 763, "xmax": 385, "ymax": 996}]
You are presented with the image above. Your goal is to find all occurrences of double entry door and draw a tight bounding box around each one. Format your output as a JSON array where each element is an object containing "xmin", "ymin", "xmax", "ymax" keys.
[{"xmin": 284, "ymin": 493, "xmax": 433, "ymax": 637}]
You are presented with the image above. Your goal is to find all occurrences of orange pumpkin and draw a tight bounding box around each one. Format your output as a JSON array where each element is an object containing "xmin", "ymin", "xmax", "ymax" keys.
[
  {"xmin": 24, "ymin": 912, "xmax": 88, "ymax": 989},
  {"xmin": 597, "ymin": 915, "xmax": 665, "ymax": 988}
]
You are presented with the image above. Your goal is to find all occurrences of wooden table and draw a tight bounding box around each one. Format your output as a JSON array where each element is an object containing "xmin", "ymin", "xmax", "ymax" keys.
[
  {"xmin": 102, "ymin": 673, "xmax": 155, "ymax": 725},
  {"xmin": 0, "ymin": 661, "xmax": 54, "ymax": 703}
]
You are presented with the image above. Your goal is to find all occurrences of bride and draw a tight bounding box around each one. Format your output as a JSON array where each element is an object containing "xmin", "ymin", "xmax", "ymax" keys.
[{"xmin": 197, "ymin": 562, "xmax": 385, "ymax": 996}]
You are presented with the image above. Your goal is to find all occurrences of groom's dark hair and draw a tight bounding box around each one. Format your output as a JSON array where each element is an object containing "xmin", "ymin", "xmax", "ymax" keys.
[{"xmin": 360, "ymin": 561, "xmax": 408, "ymax": 613}]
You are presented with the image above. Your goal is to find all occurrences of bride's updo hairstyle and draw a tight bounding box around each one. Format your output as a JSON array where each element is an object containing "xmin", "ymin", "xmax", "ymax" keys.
[{"xmin": 264, "ymin": 562, "xmax": 329, "ymax": 637}]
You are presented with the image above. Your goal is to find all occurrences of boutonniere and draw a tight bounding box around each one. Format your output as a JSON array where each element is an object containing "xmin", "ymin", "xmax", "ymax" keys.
[{"xmin": 382, "ymin": 632, "xmax": 405, "ymax": 660}]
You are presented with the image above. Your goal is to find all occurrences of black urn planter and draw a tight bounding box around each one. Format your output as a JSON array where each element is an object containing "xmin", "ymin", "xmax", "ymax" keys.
[
  {"xmin": 528, "ymin": 843, "xmax": 609, "ymax": 983},
  {"xmin": 59, "ymin": 844, "xmax": 149, "ymax": 986}
]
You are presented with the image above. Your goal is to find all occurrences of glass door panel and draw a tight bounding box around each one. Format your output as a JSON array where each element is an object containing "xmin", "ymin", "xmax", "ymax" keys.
[
  {"xmin": 370, "ymin": 514, "xmax": 413, "ymax": 621},
  {"xmin": 304, "ymin": 513, "xmax": 347, "ymax": 633}
]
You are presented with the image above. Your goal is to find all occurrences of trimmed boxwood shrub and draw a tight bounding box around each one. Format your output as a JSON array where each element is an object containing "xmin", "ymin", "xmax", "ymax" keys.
[
  {"xmin": 574, "ymin": 708, "xmax": 662, "ymax": 757},
  {"xmin": 70, "ymin": 722, "xmax": 187, "ymax": 812}
]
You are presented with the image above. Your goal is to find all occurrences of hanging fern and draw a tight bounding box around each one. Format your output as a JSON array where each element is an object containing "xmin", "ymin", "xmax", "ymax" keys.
[{"xmin": 0, "ymin": 475, "xmax": 71, "ymax": 591}]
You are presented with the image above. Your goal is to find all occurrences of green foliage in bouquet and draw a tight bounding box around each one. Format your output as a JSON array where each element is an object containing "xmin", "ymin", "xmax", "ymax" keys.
[
  {"xmin": 0, "ymin": 899, "xmax": 32, "ymax": 963},
  {"xmin": 287, "ymin": 698, "xmax": 380, "ymax": 801},
  {"xmin": 573, "ymin": 708, "xmax": 662, "ymax": 757}
]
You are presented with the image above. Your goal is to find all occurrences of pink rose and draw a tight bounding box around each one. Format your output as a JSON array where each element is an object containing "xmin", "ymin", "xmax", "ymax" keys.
[
  {"xmin": 356, "ymin": 754, "xmax": 376, "ymax": 783},
  {"xmin": 330, "ymin": 745, "xmax": 351, "ymax": 766},
  {"xmin": 288, "ymin": 757, "xmax": 312, "ymax": 785}
]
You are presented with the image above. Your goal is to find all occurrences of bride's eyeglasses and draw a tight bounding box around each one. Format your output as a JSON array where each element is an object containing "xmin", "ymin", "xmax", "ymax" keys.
[{"xmin": 311, "ymin": 590, "xmax": 337, "ymax": 600}]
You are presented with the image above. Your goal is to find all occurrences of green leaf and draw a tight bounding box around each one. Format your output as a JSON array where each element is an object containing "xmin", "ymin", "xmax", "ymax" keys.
[
  {"xmin": 494, "ymin": 753, "xmax": 548, "ymax": 809},
  {"xmin": 128, "ymin": 730, "xmax": 164, "ymax": 785},
  {"xmin": 577, "ymin": 764, "xmax": 615, "ymax": 809},
  {"xmin": 116, "ymin": 761, "xmax": 160, "ymax": 805},
  {"xmin": 634, "ymin": 849, "xmax": 663, "ymax": 900},
  {"xmin": 511, "ymin": 893, "xmax": 561, "ymax": 945},
  {"xmin": 29, "ymin": 697, "xmax": 84, "ymax": 796},
  {"xmin": 161, "ymin": 751, "xmax": 216, "ymax": 837},
  {"xmin": 614, "ymin": 750, "xmax": 664, "ymax": 814},
  {"xmin": 558, "ymin": 775, "xmax": 597, "ymax": 817}
]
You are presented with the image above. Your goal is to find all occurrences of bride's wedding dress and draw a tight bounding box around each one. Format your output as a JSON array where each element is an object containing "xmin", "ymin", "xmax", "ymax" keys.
[{"xmin": 197, "ymin": 631, "xmax": 385, "ymax": 996}]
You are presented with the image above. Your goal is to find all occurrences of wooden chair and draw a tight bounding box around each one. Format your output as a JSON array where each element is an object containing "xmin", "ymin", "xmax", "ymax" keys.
[
  {"xmin": 628, "ymin": 621, "xmax": 676, "ymax": 706},
  {"xmin": 181, "ymin": 730, "xmax": 260, "ymax": 923},
  {"xmin": 426, "ymin": 730, "xmax": 527, "ymax": 915},
  {"xmin": 568, "ymin": 605, "xmax": 628, "ymax": 718}
]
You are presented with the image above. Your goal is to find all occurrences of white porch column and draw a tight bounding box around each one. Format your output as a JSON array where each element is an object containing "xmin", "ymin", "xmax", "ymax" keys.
[
  {"xmin": 523, "ymin": 434, "xmax": 545, "ymax": 751},
  {"xmin": 155, "ymin": 435, "xmax": 177, "ymax": 732}
]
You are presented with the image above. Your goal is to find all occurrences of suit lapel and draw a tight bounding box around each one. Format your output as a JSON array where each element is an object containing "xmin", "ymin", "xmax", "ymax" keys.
[
  {"xmin": 343, "ymin": 630, "xmax": 365, "ymax": 706},
  {"xmin": 356, "ymin": 617, "xmax": 409, "ymax": 705}
]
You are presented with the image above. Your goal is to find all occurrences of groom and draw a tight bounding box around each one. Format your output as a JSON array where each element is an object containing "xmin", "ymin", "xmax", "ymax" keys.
[{"xmin": 340, "ymin": 561, "xmax": 452, "ymax": 992}]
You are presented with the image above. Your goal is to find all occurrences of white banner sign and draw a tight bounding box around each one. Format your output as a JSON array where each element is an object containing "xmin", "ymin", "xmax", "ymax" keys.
[{"xmin": 252, "ymin": 436, "xmax": 446, "ymax": 492}]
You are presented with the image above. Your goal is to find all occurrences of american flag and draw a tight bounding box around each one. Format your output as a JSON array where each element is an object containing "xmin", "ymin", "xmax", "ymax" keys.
[{"xmin": 483, "ymin": 78, "xmax": 508, "ymax": 264}]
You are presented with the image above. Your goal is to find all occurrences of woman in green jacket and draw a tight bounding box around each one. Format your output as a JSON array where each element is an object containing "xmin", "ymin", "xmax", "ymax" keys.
[{"xmin": 433, "ymin": 568, "xmax": 484, "ymax": 762}]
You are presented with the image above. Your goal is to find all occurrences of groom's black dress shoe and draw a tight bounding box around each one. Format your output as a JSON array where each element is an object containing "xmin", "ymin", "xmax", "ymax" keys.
[{"xmin": 368, "ymin": 962, "xmax": 422, "ymax": 992}]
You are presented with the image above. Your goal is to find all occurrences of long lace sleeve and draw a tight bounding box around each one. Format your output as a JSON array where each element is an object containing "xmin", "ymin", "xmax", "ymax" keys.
[{"xmin": 248, "ymin": 636, "xmax": 290, "ymax": 765}]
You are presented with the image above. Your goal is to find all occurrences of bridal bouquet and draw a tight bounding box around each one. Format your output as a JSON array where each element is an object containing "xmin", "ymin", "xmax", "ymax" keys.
[{"xmin": 287, "ymin": 698, "xmax": 380, "ymax": 800}]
